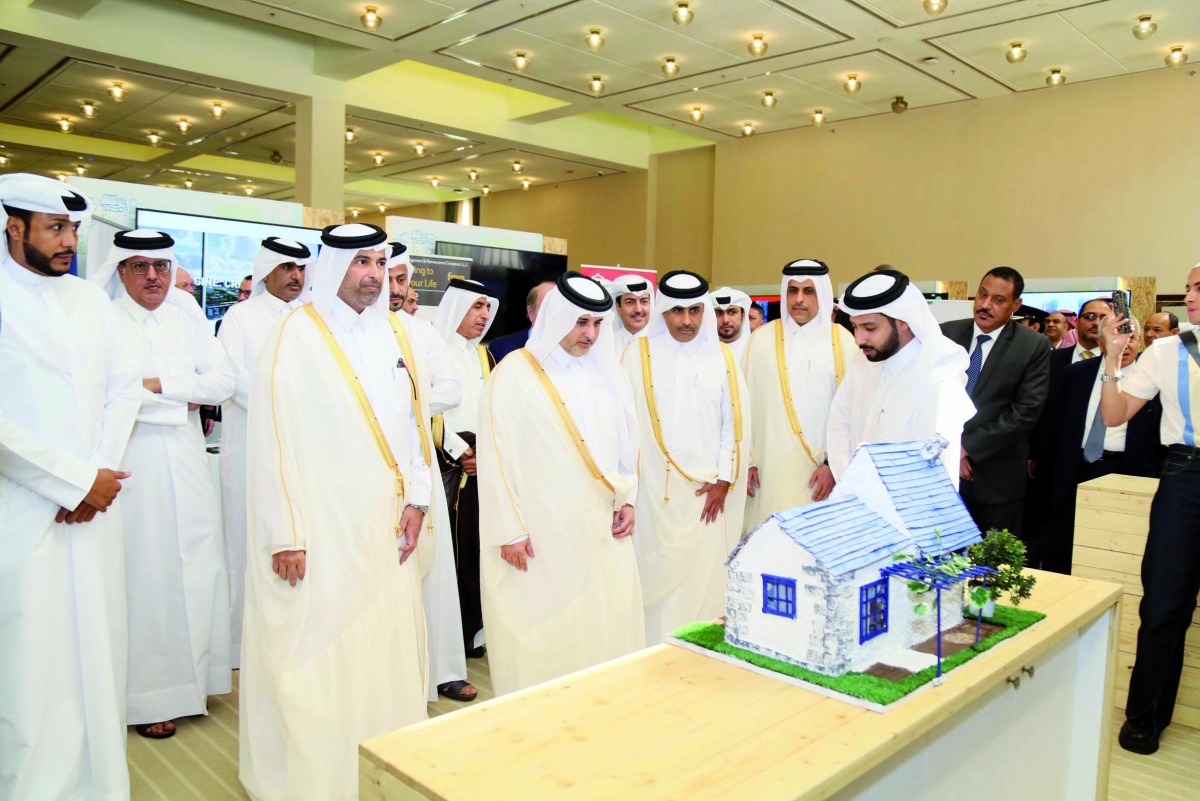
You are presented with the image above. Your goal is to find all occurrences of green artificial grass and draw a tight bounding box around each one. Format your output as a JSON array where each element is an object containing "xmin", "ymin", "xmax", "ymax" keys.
[{"xmin": 671, "ymin": 605, "xmax": 1046, "ymax": 706}]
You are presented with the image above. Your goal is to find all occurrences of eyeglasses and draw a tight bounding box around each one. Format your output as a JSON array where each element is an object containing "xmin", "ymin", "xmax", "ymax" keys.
[
  {"xmin": 236, "ymin": 289, "xmax": 252, "ymax": 299},
  {"xmin": 1079, "ymin": 311, "xmax": 1109, "ymax": 322},
  {"xmin": 123, "ymin": 260, "xmax": 172, "ymax": 276}
]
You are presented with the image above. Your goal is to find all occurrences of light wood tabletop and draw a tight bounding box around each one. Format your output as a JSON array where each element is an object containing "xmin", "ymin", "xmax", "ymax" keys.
[{"xmin": 360, "ymin": 570, "xmax": 1122, "ymax": 801}]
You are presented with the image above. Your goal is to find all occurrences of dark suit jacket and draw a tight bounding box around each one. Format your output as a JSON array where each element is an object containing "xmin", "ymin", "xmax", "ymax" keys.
[
  {"xmin": 941, "ymin": 318, "xmax": 1051, "ymax": 504},
  {"xmin": 487, "ymin": 327, "xmax": 529, "ymax": 363},
  {"xmin": 1049, "ymin": 358, "xmax": 1164, "ymax": 508}
]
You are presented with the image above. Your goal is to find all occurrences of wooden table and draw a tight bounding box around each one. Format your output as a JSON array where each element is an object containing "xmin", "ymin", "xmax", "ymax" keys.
[
  {"xmin": 1073, "ymin": 473, "xmax": 1200, "ymax": 729},
  {"xmin": 361, "ymin": 571, "xmax": 1121, "ymax": 801}
]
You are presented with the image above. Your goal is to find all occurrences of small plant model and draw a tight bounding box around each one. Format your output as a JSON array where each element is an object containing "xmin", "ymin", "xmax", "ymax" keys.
[
  {"xmin": 892, "ymin": 529, "xmax": 991, "ymax": 617},
  {"xmin": 967, "ymin": 528, "xmax": 1036, "ymax": 606}
]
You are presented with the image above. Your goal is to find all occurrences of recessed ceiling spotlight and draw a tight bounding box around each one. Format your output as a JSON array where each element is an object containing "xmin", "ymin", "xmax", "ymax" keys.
[
  {"xmin": 923, "ymin": 0, "xmax": 948, "ymax": 16},
  {"xmin": 378, "ymin": 204, "xmax": 387, "ymax": 214},
  {"xmin": 148, "ymin": 131, "xmax": 162, "ymax": 145},
  {"xmin": 748, "ymin": 34, "xmax": 767, "ymax": 58},
  {"xmin": 80, "ymin": 101, "xmax": 98, "ymax": 119},
  {"xmin": 741, "ymin": 121, "xmax": 755, "ymax": 137},
  {"xmin": 843, "ymin": 74, "xmax": 861, "ymax": 94},
  {"xmin": 511, "ymin": 160, "xmax": 523, "ymax": 174},
  {"xmin": 589, "ymin": 75, "xmax": 606, "ymax": 94},
  {"xmin": 468, "ymin": 168, "xmax": 478, "ymax": 181},
  {"xmin": 350, "ymin": 208, "xmax": 359, "ymax": 218},
  {"xmin": 361, "ymin": 5, "xmax": 381, "ymax": 30},
  {"xmin": 1132, "ymin": 15, "xmax": 1157, "ymax": 41},
  {"xmin": 75, "ymin": 164, "xmax": 87, "ymax": 176},
  {"xmin": 57, "ymin": 117, "xmax": 74, "ymax": 133},
  {"xmin": 481, "ymin": 185, "xmax": 491, "ymax": 195},
  {"xmin": 345, "ymin": 127, "xmax": 357, "ymax": 144},
  {"xmin": 1166, "ymin": 46, "xmax": 1188, "ymax": 68},
  {"xmin": 373, "ymin": 152, "xmax": 385, "ymax": 166},
  {"xmin": 210, "ymin": 101, "xmax": 226, "ymax": 119},
  {"xmin": 431, "ymin": 177, "xmax": 440, "ymax": 188},
  {"xmin": 244, "ymin": 186, "xmax": 254, "ymax": 196},
  {"xmin": 662, "ymin": 57, "xmax": 680, "ymax": 78},
  {"xmin": 0, "ymin": 154, "xmax": 10, "ymax": 167},
  {"xmin": 512, "ymin": 52, "xmax": 530, "ymax": 72},
  {"xmin": 413, "ymin": 142, "xmax": 426, "ymax": 156},
  {"xmin": 812, "ymin": 109, "xmax": 825, "ymax": 126},
  {"xmin": 184, "ymin": 178, "xmax": 194, "ymax": 189},
  {"xmin": 176, "ymin": 117, "xmax": 191, "ymax": 134},
  {"xmin": 521, "ymin": 178, "xmax": 531, "ymax": 190},
  {"xmin": 1005, "ymin": 42, "xmax": 1027, "ymax": 64},
  {"xmin": 586, "ymin": 29, "xmax": 605, "ymax": 52},
  {"xmin": 107, "ymin": 81, "xmax": 127, "ymax": 102},
  {"xmin": 689, "ymin": 106, "xmax": 704, "ymax": 122},
  {"xmin": 58, "ymin": 174, "xmax": 68, "ymax": 182},
  {"xmin": 891, "ymin": 96, "xmax": 908, "ymax": 113},
  {"xmin": 1046, "ymin": 68, "xmax": 1065, "ymax": 87},
  {"xmin": 673, "ymin": 2, "xmax": 693, "ymax": 26},
  {"xmin": 761, "ymin": 91, "xmax": 777, "ymax": 109}
]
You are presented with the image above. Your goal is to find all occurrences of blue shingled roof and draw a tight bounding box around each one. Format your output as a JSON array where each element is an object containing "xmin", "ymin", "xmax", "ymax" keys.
[
  {"xmin": 770, "ymin": 496, "xmax": 913, "ymax": 576},
  {"xmin": 860, "ymin": 441, "xmax": 981, "ymax": 555}
]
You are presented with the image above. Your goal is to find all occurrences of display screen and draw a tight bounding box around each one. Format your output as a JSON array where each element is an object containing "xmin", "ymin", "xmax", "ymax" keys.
[
  {"xmin": 135, "ymin": 208, "xmax": 323, "ymax": 324},
  {"xmin": 433, "ymin": 242, "xmax": 567, "ymax": 339}
]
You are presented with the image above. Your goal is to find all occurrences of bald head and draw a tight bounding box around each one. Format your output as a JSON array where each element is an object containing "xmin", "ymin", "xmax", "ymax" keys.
[
  {"xmin": 174, "ymin": 266, "xmax": 195, "ymax": 295},
  {"xmin": 527, "ymin": 280, "xmax": 556, "ymax": 325}
]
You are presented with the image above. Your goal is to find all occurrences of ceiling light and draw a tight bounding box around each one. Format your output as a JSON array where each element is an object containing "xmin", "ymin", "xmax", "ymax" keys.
[
  {"xmin": 741, "ymin": 122, "xmax": 755, "ymax": 137},
  {"xmin": 673, "ymin": 2, "xmax": 693, "ymax": 26},
  {"xmin": 923, "ymin": 0, "xmax": 948, "ymax": 16},
  {"xmin": 80, "ymin": 101, "xmax": 98, "ymax": 119},
  {"xmin": 1046, "ymin": 68, "xmax": 1065, "ymax": 87},
  {"xmin": 1005, "ymin": 42, "xmax": 1027, "ymax": 64},
  {"xmin": 431, "ymin": 177, "xmax": 439, "ymax": 188},
  {"xmin": 378, "ymin": 204, "xmax": 387, "ymax": 214},
  {"xmin": 511, "ymin": 160, "xmax": 523, "ymax": 174},
  {"xmin": 184, "ymin": 178, "xmax": 194, "ymax": 189},
  {"xmin": 373, "ymin": 152, "xmax": 384, "ymax": 166},
  {"xmin": 748, "ymin": 35, "xmax": 767, "ymax": 58},
  {"xmin": 1132, "ymin": 16, "xmax": 1157, "ymax": 41},
  {"xmin": 176, "ymin": 117, "xmax": 191, "ymax": 134},
  {"xmin": 361, "ymin": 6, "xmax": 381, "ymax": 30},
  {"xmin": 148, "ymin": 131, "xmax": 162, "ymax": 145},
  {"xmin": 761, "ymin": 91, "xmax": 777, "ymax": 109},
  {"xmin": 350, "ymin": 208, "xmax": 359, "ymax": 218},
  {"xmin": 57, "ymin": 117, "xmax": 74, "ymax": 133},
  {"xmin": 413, "ymin": 142, "xmax": 426, "ymax": 156},
  {"xmin": 468, "ymin": 168, "xmax": 478, "ymax": 181},
  {"xmin": 586, "ymin": 29, "xmax": 605, "ymax": 52},
  {"xmin": 244, "ymin": 186, "xmax": 254, "ymax": 196},
  {"xmin": 0, "ymin": 155, "xmax": 10, "ymax": 167},
  {"xmin": 689, "ymin": 106, "xmax": 704, "ymax": 123},
  {"xmin": 812, "ymin": 109, "xmax": 825, "ymax": 126},
  {"xmin": 58, "ymin": 174, "xmax": 68, "ymax": 182},
  {"xmin": 891, "ymin": 96, "xmax": 908, "ymax": 113},
  {"xmin": 210, "ymin": 101, "xmax": 226, "ymax": 119},
  {"xmin": 481, "ymin": 185, "xmax": 491, "ymax": 195},
  {"xmin": 75, "ymin": 164, "xmax": 87, "ymax": 176},
  {"xmin": 512, "ymin": 52, "xmax": 530, "ymax": 72},
  {"xmin": 843, "ymin": 74, "xmax": 861, "ymax": 94},
  {"xmin": 521, "ymin": 178, "xmax": 531, "ymax": 190},
  {"xmin": 1166, "ymin": 46, "xmax": 1188, "ymax": 68},
  {"xmin": 345, "ymin": 127, "xmax": 357, "ymax": 144},
  {"xmin": 107, "ymin": 81, "xmax": 127, "ymax": 102},
  {"xmin": 662, "ymin": 57, "xmax": 680, "ymax": 78},
  {"xmin": 589, "ymin": 75, "xmax": 606, "ymax": 95}
]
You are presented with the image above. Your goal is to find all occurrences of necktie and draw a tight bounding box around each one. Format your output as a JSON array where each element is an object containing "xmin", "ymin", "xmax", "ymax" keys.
[
  {"xmin": 1083, "ymin": 403, "xmax": 1106, "ymax": 463},
  {"xmin": 965, "ymin": 334, "xmax": 991, "ymax": 397},
  {"xmin": 1081, "ymin": 350, "xmax": 1096, "ymax": 360}
]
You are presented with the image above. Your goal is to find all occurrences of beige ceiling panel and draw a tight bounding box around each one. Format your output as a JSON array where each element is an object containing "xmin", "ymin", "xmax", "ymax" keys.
[
  {"xmin": 700, "ymin": 72, "xmax": 875, "ymax": 123},
  {"xmin": 1060, "ymin": 0, "xmax": 1200, "ymax": 73},
  {"xmin": 265, "ymin": 0, "xmax": 476, "ymax": 38},
  {"xmin": 781, "ymin": 52, "xmax": 966, "ymax": 112},
  {"xmin": 933, "ymin": 11, "xmax": 1130, "ymax": 90},
  {"xmin": 851, "ymin": 0, "xmax": 1015, "ymax": 27},
  {"xmin": 447, "ymin": 33, "xmax": 652, "ymax": 93}
]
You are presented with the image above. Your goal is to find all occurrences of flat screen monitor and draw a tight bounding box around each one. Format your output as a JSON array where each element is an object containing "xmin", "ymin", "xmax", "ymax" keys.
[
  {"xmin": 1022, "ymin": 289, "xmax": 1129, "ymax": 317},
  {"xmin": 135, "ymin": 208, "xmax": 323, "ymax": 325},
  {"xmin": 433, "ymin": 242, "xmax": 568, "ymax": 339}
]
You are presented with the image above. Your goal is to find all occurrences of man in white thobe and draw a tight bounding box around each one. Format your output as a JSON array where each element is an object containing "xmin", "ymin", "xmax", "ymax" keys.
[
  {"xmin": 240, "ymin": 224, "xmax": 430, "ymax": 801},
  {"xmin": 610, "ymin": 273, "xmax": 654, "ymax": 356},
  {"xmin": 92, "ymin": 229, "xmax": 236, "ymax": 739},
  {"xmin": 0, "ymin": 174, "xmax": 139, "ymax": 800},
  {"xmin": 387, "ymin": 243, "xmax": 476, "ymax": 703},
  {"xmin": 712, "ymin": 286, "xmax": 752, "ymax": 364},
  {"xmin": 479, "ymin": 272, "xmax": 645, "ymax": 695},
  {"xmin": 742, "ymin": 259, "xmax": 858, "ymax": 532},
  {"xmin": 434, "ymin": 278, "xmax": 499, "ymax": 667},
  {"xmin": 216, "ymin": 235, "xmax": 313, "ymax": 668},
  {"xmin": 827, "ymin": 269, "xmax": 976, "ymax": 486},
  {"xmin": 619, "ymin": 271, "xmax": 750, "ymax": 644}
]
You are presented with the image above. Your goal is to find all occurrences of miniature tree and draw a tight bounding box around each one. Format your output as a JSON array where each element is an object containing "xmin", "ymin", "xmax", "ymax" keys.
[{"xmin": 968, "ymin": 529, "xmax": 1036, "ymax": 606}]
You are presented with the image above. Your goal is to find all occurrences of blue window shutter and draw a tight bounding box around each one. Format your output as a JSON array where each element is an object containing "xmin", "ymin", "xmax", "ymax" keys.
[
  {"xmin": 762, "ymin": 574, "xmax": 797, "ymax": 619},
  {"xmin": 859, "ymin": 578, "xmax": 889, "ymax": 644}
]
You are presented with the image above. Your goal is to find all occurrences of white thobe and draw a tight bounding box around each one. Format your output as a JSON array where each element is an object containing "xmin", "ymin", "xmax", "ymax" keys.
[
  {"xmin": 0, "ymin": 253, "xmax": 140, "ymax": 801},
  {"xmin": 612, "ymin": 325, "xmax": 639, "ymax": 359},
  {"xmin": 724, "ymin": 332, "xmax": 749, "ymax": 364},
  {"xmin": 114, "ymin": 295, "xmax": 236, "ymax": 724},
  {"xmin": 239, "ymin": 300, "xmax": 429, "ymax": 801},
  {"xmin": 440, "ymin": 332, "xmax": 486, "ymax": 459},
  {"xmin": 216, "ymin": 290, "xmax": 300, "ymax": 667},
  {"xmin": 827, "ymin": 339, "xmax": 974, "ymax": 487},
  {"xmin": 621, "ymin": 334, "xmax": 749, "ymax": 644}
]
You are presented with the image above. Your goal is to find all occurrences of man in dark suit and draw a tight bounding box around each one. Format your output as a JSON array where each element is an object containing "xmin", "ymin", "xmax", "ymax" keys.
[
  {"xmin": 487, "ymin": 280, "xmax": 555, "ymax": 363},
  {"xmin": 1040, "ymin": 328, "xmax": 1164, "ymax": 573},
  {"xmin": 942, "ymin": 267, "xmax": 1050, "ymax": 539}
]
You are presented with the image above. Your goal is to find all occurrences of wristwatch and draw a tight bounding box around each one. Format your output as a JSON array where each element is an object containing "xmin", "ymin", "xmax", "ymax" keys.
[
  {"xmin": 407, "ymin": 503, "xmax": 429, "ymax": 514},
  {"xmin": 1100, "ymin": 372, "xmax": 1123, "ymax": 383}
]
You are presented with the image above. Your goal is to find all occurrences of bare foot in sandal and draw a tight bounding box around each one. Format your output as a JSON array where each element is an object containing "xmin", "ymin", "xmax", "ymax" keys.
[
  {"xmin": 437, "ymin": 681, "xmax": 478, "ymax": 702},
  {"xmin": 135, "ymin": 721, "xmax": 176, "ymax": 739}
]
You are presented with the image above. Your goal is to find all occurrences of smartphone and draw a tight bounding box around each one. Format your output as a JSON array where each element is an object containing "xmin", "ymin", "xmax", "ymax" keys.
[{"xmin": 1111, "ymin": 290, "xmax": 1133, "ymax": 334}]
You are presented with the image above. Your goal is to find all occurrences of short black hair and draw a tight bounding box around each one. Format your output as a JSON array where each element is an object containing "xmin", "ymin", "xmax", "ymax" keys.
[
  {"xmin": 242, "ymin": 274, "xmax": 253, "ymax": 282},
  {"xmin": 983, "ymin": 266, "xmax": 1025, "ymax": 299},
  {"xmin": 3, "ymin": 203, "xmax": 31, "ymax": 243},
  {"xmin": 1164, "ymin": 311, "xmax": 1180, "ymax": 329},
  {"xmin": 1079, "ymin": 297, "xmax": 1113, "ymax": 316}
]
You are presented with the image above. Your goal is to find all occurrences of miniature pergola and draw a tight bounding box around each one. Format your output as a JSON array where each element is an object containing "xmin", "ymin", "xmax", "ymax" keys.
[{"xmin": 880, "ymin": 556, "xmax": 1000, "ymax": 679}]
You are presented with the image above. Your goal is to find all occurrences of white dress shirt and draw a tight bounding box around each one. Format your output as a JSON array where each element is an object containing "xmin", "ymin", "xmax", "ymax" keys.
[
  {"xmin": 1071, "ymin": 342, "xmax": 1100, "ymax": 363},
  {"xmin": 1082, "ymin": 364, "xmax": 1128, "ymax": 452},
  {"xmin": 969, "ymin": 321, "xmax": 1000, "ymax": 368}
]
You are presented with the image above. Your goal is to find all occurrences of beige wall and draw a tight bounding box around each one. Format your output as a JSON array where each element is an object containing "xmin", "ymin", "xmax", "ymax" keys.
[
  {"xmin": 651, "ymin": 147, "xmax": 716, "ymax": 279},
  {"xmin": 481, "ymin": 171, "xmax": 649, "ymax": 272},
  {"xmin": 389, "ymin": 202, "xmax": 444, "ymax": 222},
  {"xmin": 711, "ymin": 67, "xmax": 1200, "ymax": 291}
]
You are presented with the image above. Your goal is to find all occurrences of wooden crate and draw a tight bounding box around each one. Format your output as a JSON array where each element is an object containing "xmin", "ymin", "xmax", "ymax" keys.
[{"xmin": 1074, "ymin": 473, "xmax": 1200, "ymax": 729}]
